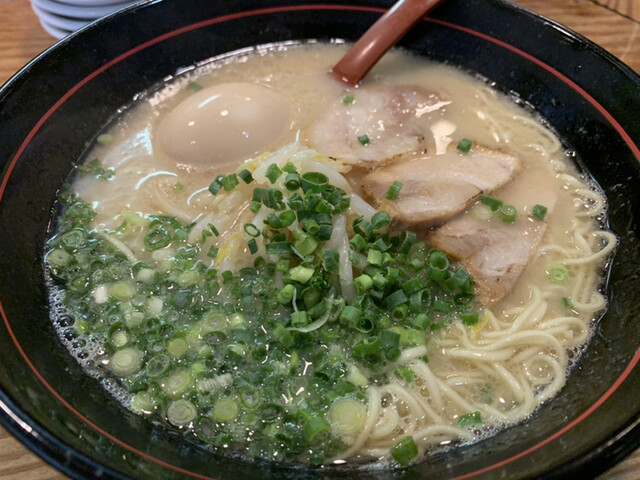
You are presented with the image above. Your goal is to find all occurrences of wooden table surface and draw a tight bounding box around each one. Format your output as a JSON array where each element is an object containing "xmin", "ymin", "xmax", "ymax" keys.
[{"xmin": 0, "ymin": 0, "xmax": 639, "ymax": 478}]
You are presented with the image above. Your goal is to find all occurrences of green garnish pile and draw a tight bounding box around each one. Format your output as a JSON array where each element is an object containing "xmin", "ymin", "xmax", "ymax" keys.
[{"xmin": 45, "ymin": 162, "xmax": 478, "ymax": 466}]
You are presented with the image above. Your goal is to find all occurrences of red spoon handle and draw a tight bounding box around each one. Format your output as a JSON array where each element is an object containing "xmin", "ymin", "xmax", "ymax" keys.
[{"xmin": 330, "ymin": 0, "xmax": 444, "ymax": 86}]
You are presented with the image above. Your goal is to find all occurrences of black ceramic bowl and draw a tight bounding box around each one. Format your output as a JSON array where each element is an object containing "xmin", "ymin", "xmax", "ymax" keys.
[{"xmin": 1, "ymin": 1, "xmax": 639, "ymax": 479}]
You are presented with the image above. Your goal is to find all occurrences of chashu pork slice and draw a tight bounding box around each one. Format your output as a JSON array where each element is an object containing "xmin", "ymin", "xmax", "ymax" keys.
[
  {"xmin": 430, "ymin": 217, "xmax": 547, "ymax": 305},
  {"xmin": 307, "ymin": 85, "xmax": 448, "ymax": 165},
  {"xmin": 430, "ymin": 180, "xmax": 558, "ymax": 305},
  {"xmin": 361, "ymin": 145, "xmax": 520, "ymax": 227}
]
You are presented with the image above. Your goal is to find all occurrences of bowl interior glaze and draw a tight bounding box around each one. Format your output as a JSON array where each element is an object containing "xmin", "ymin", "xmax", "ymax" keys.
[{"xmin": 1, "ymin": 1, "xmax": 639, "ymax": 479}]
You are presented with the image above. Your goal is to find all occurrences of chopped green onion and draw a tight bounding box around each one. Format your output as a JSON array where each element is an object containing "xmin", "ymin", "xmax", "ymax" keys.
[
  {"xmin": 265, "ymin": 164, "xmax": 283, "ymax": 183},
  {"xmin": 386, "ymin": 267, "xmax": 399, "ymax": 285},
  {"xmin": 353, "ymin": 336, "xmax": 380, "ymax": 357},
  {"xmin": 373, "ymin": 238, "xmax": 389, "ymax": 252},
  {"xmin": 353, "ymin": 218, "xmax": 373, "ymax": 239},
  {"xmin": 220, "ymin": 174, "xmax": 239, "ymax": 192},
  {"xmin": 130, "ymin": 391, "xmax": 154, "ymax": 414},
  {"xmin": 329, "ymin": 398, "xmax": 366, "ymax": 435},
  {"xmin": 458, "ymin": 411, "xmax": 482, "ymax": 427},
  {"xmin": 498, "ymin": 204, "xmax": 517, "ymax": 223},
  {"xmin": 290, "ymin": 311, "xmax": 309, "ymax": 327},
  {"xmin": 212, "ymin": 397, "xmax": 239, "ymax": 422},
  {"xmin": 144, "ymin": 226, "xmax": 171, "ymax": 250},
  {"xmin": 187, "ymin": 81, "xmax": 203, "ymax": 91},
  {"xmin": 74, "ymin": 320, "xmax": 89, "ymax": 334},
  {"xmin": 167, "ymin": 399, "xmax": 197, "ymax": 426},
  {"xmin": 239, "ymin": 387, "xmax": 262, "ymax": 410},
  {"xmin": 290, "ymin": 265, "xmax": 314, "ymax": 284},
  {"xmin": 532, "ymin": 204, "xmax": 548, "ymax": 220},
  {"xmin": 109, "ymin": 347, "xmax": 142, "ymax": 377},
  {"xmin": 208, "ymin": 177, "xmax": 223, "ymax": 195},
  {"xmin": 284, "ymin": 172, "xmax": 300, "ymax": 190},
  {"xmin": 392, "ymin": 304, "xmax": 409, "ymax": 320},
  {"xmin": 367, "ymin": 248, "xmax": 383, "ymax": 266},
  {"xmin": 97, "ymin": 134, "xmax": 113, "ymax": 145},
  {"xmin": 385, "ymin": 180, "xmax": 403, "ymax": 200},
  {"xmin": 457, "ymin": 138, "xmax": 473, "ymax": 153},
  {"xmin": 342, "ymin": 95, "xmax": 354, "ymax": 104},
  {"xmin": 275, "ymin": 258, "xmax": 290, "ymax": 273},
  {"xmin": 110, "ymin": 281, "xmax": 136, "ymax": 301},
  {"xmin": 340, "ymin": 306, "xmax": 362, "ymax": 325},
  {"xmin": 350, "ymin": 233, "xmax": 367, "ymax": 252},
  {"xmin": 378, "ymin": 330, "xmax": 399, "ymax": 349},
  {"xmin": 238, "ymin": 169, "xmax": 254, "ymax": 184},
  {"xmin": 162, "ymin": 368, "xmax": 192, "ymax": 399},
  {"xmin": 459, "ymin": 311, "xmax": 479, "ymax": 326},
  {"xmin": 60, "ymin": 229, "xmax": 86, "ymax": 249},
  {"xmin": 145, "ymin": 354, "xmax": 171, "ymax": 378},
  {"xmin": 401, "ymin": 276, "xmax": 427, "ymax": 295},
  {"xmin": 548, "ymin": 265, "xmax": 569, "ymax": 284},
  {"xmin": 277, "ymin": 284, "xmax": 296, "ymax": 304},
  {"xmin": 177, "ymin": 270, "xmax": 199, "ymax": 287},
  {"xmin": 371, "ymin": 211, "xmax": 391, "ymax": 230},
  {"xmin": 265, "ymin": 242, "xmax": 292, "ymax": 255},
  {"xmin": 265, "ymin": 213, "xmax": 281, "ymax": 229},
  {"xmin": 253, "ymin": 187, "xmax": 284, "ymax": 210},
  {"xmin": 47, "ymin": 249, "xmax": 71, "ymax": 267},
  {"xmin": 282, "ymin": 161, "xmax": 297, "ymax": 173},
  {"xmin": 247, "ymin": 238, "xmax": 258, "ymax": 254},
  {"xmin": 243, "ymin": 223, "xmax": 261, "ymax": 237},
  {"xmin": 385, "ymin": 289, "xmax": 409, "ymax": 310},
  {"xmin": 300, "ymin": 172, "xmax": 329, "ymax": 193},
  {"xmin": 293, "ymin": 228, "xmax": 317, "ymax": 252},
  {"xmin": 562, "ymin": 297, "xmax": 573, "ymax": 308},
  {"xmin": 77, "ymin": 158, "xmax": 114, "ymax": 180},
  {"xmin": 273, "ymin": 323, "xmax": 295, "ymax": 348},
  {"xmin": 395, "ymin": 365, "xmax": 416, "ymax": 383},
  {"xmin": 397, "ymin": 231, "xmax": 416, "ymax": 254},
  {"xmin": 303, "ymin": 415, "xmax": 330, "ymax": 442},
  {"xmin": 357, "ymin": 134, "xmax": 370, "ymax": 145},
  {"xmin": 354, "ymin": 274, "xmax": 373, "ymax": 293},
  {"xmin": 480, "ymin": 194, "xmax": 503, "ymax": 211},
  {"xmin": 391, "ymin": 436, "xmax": 418, "ymax": 466},
  {"xmin": 428, "ymin": 250, "xmax": 449, "ymax": 282},
  {"xmin": 444, "ymin": 267, "xmax": 471, "ymax": 291},
  {"xmin": 407, "ymin": 257, "xmax": 423, "ymax": 271},
  {"xmin": 167, "ymin": 338, "xmax": 189, "ymax": 358},
  {"xmin": 413, "ymin": 313, "xmax": 430, "ymax": 330},
  {"xmin": 317, "ymin": 223, "xmax": 333, "ymax": 241},
  {"xmin": 322, "ymin": 248, "xmax": 339, "ymax": 272},
  {"xmin": 249, "ymin": 200, "xmax": 261, "ymax": 213},
  {"xmin": 432, "ymin": 299, "xmax": 453, "ymax": 313}
]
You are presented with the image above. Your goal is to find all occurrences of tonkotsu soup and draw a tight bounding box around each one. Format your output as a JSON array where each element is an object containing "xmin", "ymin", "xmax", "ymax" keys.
[{"xmin": 44, "ymin": 43, "xmax": 615, "ymax": 468}]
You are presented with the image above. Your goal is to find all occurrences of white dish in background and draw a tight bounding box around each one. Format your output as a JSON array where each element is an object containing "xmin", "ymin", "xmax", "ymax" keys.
[
  {"xmin": 31, "ymin": 0, "xmax": 134, "ymax": 19},
  {"xmin": 31, "ymin": 2, "xmax": 89, "ymax": 32},
  {"xmin": 37, "ymin": 16, "xmax": 69, "ymax": 39},
  {"xmin": 55, "ymin": 0, "xmax": 134, "ymax": 6}
]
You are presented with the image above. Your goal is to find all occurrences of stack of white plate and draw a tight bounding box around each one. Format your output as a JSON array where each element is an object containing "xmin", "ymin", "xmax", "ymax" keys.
[{"xmin": 31, "ymin": 0, "xmax": 139, "ymax": 39}]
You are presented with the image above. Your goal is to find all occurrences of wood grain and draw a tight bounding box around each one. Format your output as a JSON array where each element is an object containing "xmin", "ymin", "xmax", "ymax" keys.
[
  {"xmin": 0, "ymin": 0, "xmax": 639, "ymax": 479},
  {"xmin": 518, "ymin": 0, "xmax": 640, "ymax": 74},
  {"xmin": 596, "ymin": 0, "xmax": 640, "ymax": 22}
]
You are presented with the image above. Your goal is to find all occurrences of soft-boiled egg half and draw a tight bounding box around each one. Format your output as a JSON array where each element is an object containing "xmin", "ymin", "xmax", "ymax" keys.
[{"xmin": 156, "ymin": 82, "xmax": 291, "ymax": 168}]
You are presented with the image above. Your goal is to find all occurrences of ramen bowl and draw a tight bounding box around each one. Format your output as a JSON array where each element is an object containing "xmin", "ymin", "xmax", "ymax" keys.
[{"xmin": 1, "ymin": 0, "xmax": 639, "ymax": 479}]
